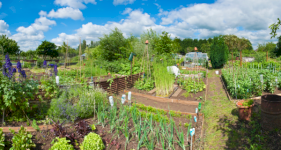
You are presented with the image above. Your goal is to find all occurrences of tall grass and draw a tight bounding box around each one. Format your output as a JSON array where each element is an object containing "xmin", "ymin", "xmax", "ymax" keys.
[{"xmin": 153, "ymin": 60, "xmax": 174, "ymax": 97}]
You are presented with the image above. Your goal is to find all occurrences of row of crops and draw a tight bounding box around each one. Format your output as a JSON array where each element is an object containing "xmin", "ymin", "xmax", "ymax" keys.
[{"xmin": 222, "ymin": 65, "xmax": 281, "ymax": 99}]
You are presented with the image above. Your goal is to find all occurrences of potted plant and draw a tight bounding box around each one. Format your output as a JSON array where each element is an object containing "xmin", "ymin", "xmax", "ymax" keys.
[{"xmin": 236, "ymin": 99, "xmax": 254, "ymax": 121}]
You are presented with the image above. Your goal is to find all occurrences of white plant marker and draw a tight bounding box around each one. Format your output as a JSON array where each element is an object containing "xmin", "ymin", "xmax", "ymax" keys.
[
  {"xmin": 121, "ymin": 94, "xmax": 126, "ymax": 104},
  {"xmin": 109, "ymin": 96, "xmax": 114, "ymax": 107},
  {"xmin": 194, "ymin": 116, "xmax": 197, "ymax": 122},
  {"xmin": 56, "ymin": 76, "xmax": 59, "ymax": 85},
  {"xmin": 128, "ymin": 91, "xmax": 132, "ymax": 102},
  {"xmin": 190, "ymin": 128, "xmax": 195, "ymax": 150},
  {"xmin": 195, "ymin": 108, "xmax": 198, "ymax": 114}
]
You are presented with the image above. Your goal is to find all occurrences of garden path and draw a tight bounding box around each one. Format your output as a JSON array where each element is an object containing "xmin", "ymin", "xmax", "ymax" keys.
[{"xmin": 202, "ymin": 69, "xmax": 238, "ymax": 149}]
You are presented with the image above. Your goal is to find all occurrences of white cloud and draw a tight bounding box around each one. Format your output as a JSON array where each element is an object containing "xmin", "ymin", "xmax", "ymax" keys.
[
  {"xmin": 113, "ymin": 0, "xmax": 135, "ymax": 6},
  {"xmin": 39, "ymin": 10, "xmax": 47, "ymax": 17},
  {"xmin": 54, "ymin": 0, "xmax": 96, "ymax": 9},
  {"xmin": 0, "ymin": 20, "xmax": 11, "ymax": 36},
  {"xmin": 51, "ymin": 9, "xmax": 157, "ymax": 47},
  {"xmin": 122, "ymin": 8, "xmax": 132, "ymax": 15},
  {"xmin": 157, "ymin": 0, "xmax": 281, "ymax": 49},
  {"xmin": 47, "ymin": 7, "xmax": 84, "ymax": 20},
  {"xmin": 0, "ymin": 2, "xmax": 2, "ymax": 9},
  {"xmin": 10, "ymin": 17, "xmax": 56, "ymax": 51}
]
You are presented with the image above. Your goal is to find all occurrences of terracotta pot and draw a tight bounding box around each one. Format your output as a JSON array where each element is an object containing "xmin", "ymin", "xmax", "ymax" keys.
[{"xmin": 236, "ymin": 100, "xmax": 254, "ymax": 121}]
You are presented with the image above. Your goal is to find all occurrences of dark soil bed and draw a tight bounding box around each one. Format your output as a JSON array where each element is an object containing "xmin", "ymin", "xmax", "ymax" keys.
[
  {"xmin": 2, "ymin": 107, "xmax": 203, "ymax": 150},
  {"xmin": 118, "ymin": 92, "xmax": 199, "ymax": 113}
]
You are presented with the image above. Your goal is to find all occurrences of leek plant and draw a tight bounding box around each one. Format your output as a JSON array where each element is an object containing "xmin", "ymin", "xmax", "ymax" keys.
[
  {"xmin": 120, "ymin": 116, "xmax": 131, "ymax": 150},
  {"xmin": 175, "ymin": 125, "xmax": 186, "ymax": 150},
  {"xmin": 153, "ymin": 60, "xmax": 175, "ymax": 97},
  {"xmin": 137, "ymin": 123, "xmax": 148, "ymax": 150}
]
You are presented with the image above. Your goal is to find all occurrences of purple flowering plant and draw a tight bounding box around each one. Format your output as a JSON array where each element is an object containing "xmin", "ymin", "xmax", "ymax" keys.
[{"xmin": 0, "ymin": 54, "xmax": 39, "ymax": 117}]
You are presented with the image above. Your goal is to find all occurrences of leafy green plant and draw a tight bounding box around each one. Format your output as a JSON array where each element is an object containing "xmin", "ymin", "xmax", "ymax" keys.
[
  {"xmin": 0, "ymin": 128, "xmax": 5, "ymax": 150},
  {"xmin": 9, "ymin": 126, "xmax": 36, "ymax": 150},
  {"xmin": 134, "ymin": 78, "xmax": 154, "ymax": 91},
  {"xmin": 179, "ymin": 77, "xmax": 206, "ymax": 94},
  {"xmin": 80, "ymin": 132, "xmax": 105, "ymax": 150},
  {"xmin": 50, "ymin": 137, "xmax": 74, "ymax": 150},
  {"xmin": 39, "ymin": 77, "xmax": 59, "ymax": 99},
  {"xmin": 90, "ymin": 124, "xmax": 96, "ymax": 131},
  {"xmin": 32, "ymin": 119, "xmax": 40, "ymax": 131},
  {"xmin": 210, "ymin": 36, "xmax": 229, "ymax": 68}
]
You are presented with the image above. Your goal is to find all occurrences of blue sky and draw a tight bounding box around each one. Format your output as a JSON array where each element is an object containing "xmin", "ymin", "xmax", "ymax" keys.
[{"xmin": 0, "ymin": 0, "xmax": 281, "ymax": 51}]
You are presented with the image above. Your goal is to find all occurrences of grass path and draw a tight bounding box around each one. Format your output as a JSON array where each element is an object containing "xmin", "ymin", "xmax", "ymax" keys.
[{"xmin": 202, "ymin": 69, "xmax": 238, "ymax": 150}]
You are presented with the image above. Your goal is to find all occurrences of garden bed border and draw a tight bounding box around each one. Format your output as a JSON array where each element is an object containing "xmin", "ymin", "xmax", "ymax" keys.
[{"xmin": 220, "ymin": 75, "xmax": 281, "ymax": 101}]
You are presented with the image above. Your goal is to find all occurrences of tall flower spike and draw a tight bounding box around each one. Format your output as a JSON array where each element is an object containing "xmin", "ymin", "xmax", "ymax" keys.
[
  {"xmin": 43, "ymin": 60, "xmax": 47, "ymax": 67},
  {"xmin": 17, "ymin": 61, "xmax": 22, "ymax": 73},
  {"xmin": 21, "ymin": 70, "xmax": 26, "ymax": 78},
  {"xmin": 54, "ymin": 64, "xmax": 58, "ymax": 76}
]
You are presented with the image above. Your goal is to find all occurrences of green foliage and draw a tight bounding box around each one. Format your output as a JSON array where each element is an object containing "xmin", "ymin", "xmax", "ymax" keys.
[
  {"xmin": 32, "ymin": 119, "xmax": 40, "ymax": 131},
  {"xmin": 134, "ymin": 78, "xmax": 154, "ymax": 91},
  {"xmin": 210, "ymin": 36, "xmax": 229, "ymax": 68},
  {"xmin": 80, "ymin": 132, "xmax": 105, "ymax": 150},
  {"xmin": 269, "ymin": 18, "xmax": 281, "ymax": 38},
  {"xmin": 48, "ymin": 86, "xmax": 106, "ymax": 122},
  {"xmin": 257, "ymin": 42, "xmax": 277, "ymax": 58},
  {"xmin": 90, "ymin": 124, "xmax": 96, "ymax": 131},
  {"xmin": 0, "ymin": 76, "xmax": 39, "ymax": 115},
  {"xmin": 99, "ymin": 27, "xmax": 130, "ymax": 61},
  {"xmin": 0, "ymin": 128, "xmax": 5, "ymax": 150},
  {"xmin": 154, "ymin": 31, "xmax": 174, "ymax": 54},
  {"xmin": 180, "ymin": 70, "xmax": 206, "ymax": 78},
  {"xmin": 36, "ymin": 40, "xmax": 58, "ymax": 59},
  {"xmin": 178, "ymin": 77, "xmax": 206, "ymax": 94},
  {"xmin": 242, "ymin": 99, "xmax": 254, "ymax": 107},
  {"xmin": 222, "ymin": 66, "xmax": 280, "ymax": 99},
  {"xmin": 275, "ymin": 36, "xmax": 281, "ymax": 57},
  {"xmin": 23, "ymin": 62, "xmax": 32, "ymax": 68},
  {"xmin": 153, "ymin": 60, "xmax": 175, "ymax": 96},
  {"xmin": 9, "ymin": 126, "xmax": 36, "ymax": 150},
  {"xmin": 39, "ymin": 77, "xmax": 59, "ymax": 99},
  {"xmin": 117, "ymin": 62, "xmax": 141, "ymax": 75},
  {"xmin": 50, "ymin": 137, "xmax": 74, "ymax": 150},
  {"xmin": 0, "ymin": 35, "xmax": 20, "ymax": 55}
]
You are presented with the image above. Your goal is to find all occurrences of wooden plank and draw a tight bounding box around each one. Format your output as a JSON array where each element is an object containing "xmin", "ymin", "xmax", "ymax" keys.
[
  {"xmin": 172, "ymin": 87, "xmax": 182, "ymax": 97},
  {"xmin": 148, "ymin": 88, "xmax": 156, "ymax": 94},
  {"xmin": 124, "ymin": 90, "xmax": 199, "ymax": 106}
]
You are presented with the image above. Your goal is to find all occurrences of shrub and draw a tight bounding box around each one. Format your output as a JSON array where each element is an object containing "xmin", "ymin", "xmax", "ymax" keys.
[
  {"xmin": 50, "ymin": 137, "xmax": 74, "ymax": 150},
  {"xmin": 9, "ymin": 126, "xmax": 36, "ymax": 150},
  {"xmin": 0, "ymin": 128, "xmax": 5, "ymax": 150},
  {"xmin": 254, "ymin": 52, "xmax": 266, "ymax": 63},
  {"xmin": 37, "ymin": 58, "xmax": 44, "ymax": 67},
  {"xmin": 210, "ymin": 36, "xmax": 229, "ymax": 68},
  {"xmin": 48, "ymin": 86, "xmax": 107, "ymax": 122},
  {"xmin": 80, "ymin": 132, "xmax": 105, "ymax": 150},
  {"xmin": 23, "ymin": 62, "xmax": 32, "ymax": 68}
]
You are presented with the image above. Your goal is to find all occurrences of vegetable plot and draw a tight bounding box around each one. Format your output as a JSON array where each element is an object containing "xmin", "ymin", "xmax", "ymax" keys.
[{"xmin": 222, "ymin": 67, "xmax": 281, "ymax": 99}]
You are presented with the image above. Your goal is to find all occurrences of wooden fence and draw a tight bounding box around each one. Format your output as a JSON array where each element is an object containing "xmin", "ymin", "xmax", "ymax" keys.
[{"xmin": 95, "ymin": 73, "xmax": 143, "ymax": 94}]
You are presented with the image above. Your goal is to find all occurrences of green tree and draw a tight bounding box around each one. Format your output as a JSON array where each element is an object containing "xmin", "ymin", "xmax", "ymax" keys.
[
  {"xmin": 275, "ymin": 36, "xmax": 281, "ymax": 57},
  {"xmin": 154, "ymin": 31, "xmax": 173, "ymax": 54},
  {"xmin": 36, "ymin": 40, "xmax": 58, "ymax": 59},
  {"xmin": 0, "ymin": 35, "xmax": 20, "ymax": 55},
  {"xmin": 172, "ymin": 37, "xmax": 182, "ymax": 54},
  {"xmin": 257, "ymin": 42, "xmax": 277, "ymax": 60},
  {"xmin": 99, "ymin": 27, "xmax": 129, "ymax": 61},
  {"xmin": 82, "ymin": 40, "xmax": 87, "ymax": 53},
  {"xmin": 201, "ymin": 41, "xmax": 211, "ymax": 55},
  {"xmin": 210, "ymin": 36, "xmax": 229, "ymax": 68},
  {"xmin": 269, "ymin": 18, "xmax": 281, "ymax": 38}
]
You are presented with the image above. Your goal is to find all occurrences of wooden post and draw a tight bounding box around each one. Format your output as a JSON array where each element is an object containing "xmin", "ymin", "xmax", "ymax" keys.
[
  {"xmin": 79, "ymin": 38, "xmax": 82, "ymax": 79},
  {"xmin": 240, "ymin": 51, "xmax": 242, "ymax": 67},
  {"xmin": 130, "ymin": 60, "xmax": 132, "ymax": 87},
  {"xmin": 192, "ymin": 134, "xmax": 195, "ymax": 150}
]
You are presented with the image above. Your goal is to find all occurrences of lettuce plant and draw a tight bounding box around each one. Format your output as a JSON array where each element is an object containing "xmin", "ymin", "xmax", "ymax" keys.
[
  {"xmin": 80, "ymin": 132, "xmax": 105, "ymax": 150},
  {"xmin": 9, "ymin": 126, "xmax": 36, "ymax": 150},
  {"xmin": 50, "ymin": 137, "xmax": 74, "ymax": 150}
]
